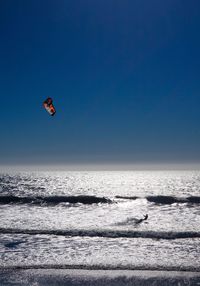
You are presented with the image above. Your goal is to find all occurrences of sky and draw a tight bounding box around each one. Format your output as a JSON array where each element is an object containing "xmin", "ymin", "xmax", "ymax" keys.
[{"xmin": 0, "ymin": 0, "xmax": 200, "ymax": 167}]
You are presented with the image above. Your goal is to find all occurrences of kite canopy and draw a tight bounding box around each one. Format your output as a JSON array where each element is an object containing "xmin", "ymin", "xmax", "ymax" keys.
[{"xmin": 43, "ymin": 97, "xmax": 56, "ymax": 116}]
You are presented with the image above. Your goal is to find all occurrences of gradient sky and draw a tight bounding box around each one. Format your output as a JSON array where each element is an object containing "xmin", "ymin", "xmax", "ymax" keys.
[{"xmin": 0, "ymin": 0, "xmax": 200, "ymax": 166}]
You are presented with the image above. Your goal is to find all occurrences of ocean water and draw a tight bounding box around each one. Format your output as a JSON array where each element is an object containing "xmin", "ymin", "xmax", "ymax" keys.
[{"xmin": 0, "ymin": 170, "xmax": 200, "ymax": 285}]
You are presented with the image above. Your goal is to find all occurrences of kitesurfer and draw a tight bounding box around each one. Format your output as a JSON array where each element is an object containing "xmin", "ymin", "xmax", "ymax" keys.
[
  {"xmin": 143, "ymin": 214, "xmax": 148, "ymax": 220},
  {"xmin": 136, "ymin": 214, "xmax": 148, "ymax": 224}
]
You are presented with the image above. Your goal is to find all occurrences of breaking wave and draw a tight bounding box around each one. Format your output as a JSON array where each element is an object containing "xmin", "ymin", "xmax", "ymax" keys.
[
  {"xmin": 0, "ymin": 195, "xmax": 111, "ymax": 206},
  {"xmin": 1, "ymin": 194, "xmax": 200, "ymax": 206},
  {"xmin": 115, "ymin": 196, "xmax": 138, "ymax": 200},
  {"xmin": 1, "ymin": 228, "xmax": 200, "ymax": 240},
  {"xmin": 1, "ymin": 264, "xmax": 200, "ymax": 273},
  {"xmin": 115, "ymin": 195, "xmax": 200, "ymax": 205},
  {"xmin": 146, "ymin": 195, "xmax": 200, "ymax": 205}
]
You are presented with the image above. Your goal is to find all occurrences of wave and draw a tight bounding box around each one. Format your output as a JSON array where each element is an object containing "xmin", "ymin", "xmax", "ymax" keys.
[
  {"xmin": 0, "ymin": 195, "xmax": 111, "ymax": 206},
  {"xmin": 2, "ymin": 264, "xmax": 200, "ymax": 273},
  {"xmin": 115, "ymin": 196, "xmax": 138, "ymax": 200},
  {"xmin": 186, "ymin": 196, "xmax": 200, "ymax": 203},
  {"xmin": 1, "ymin": 228, "xmax": 200, "ymax": 240},
  {"xmin": 115, "ymin": 195, "xmax": 200, "ymax": 205},
  {"xmin": 146, "ymin": 196, "xmax": 200, "ymax": 205},
  {"xmin": 1, "ymin": 194, "xmax": 200, "ymax": 207}
]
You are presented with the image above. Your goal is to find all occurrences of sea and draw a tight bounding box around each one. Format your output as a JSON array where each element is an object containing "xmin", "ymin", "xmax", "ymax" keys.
[{"xmin": 0, "ymin": 169, "xmax": 200, "ymax": 285}]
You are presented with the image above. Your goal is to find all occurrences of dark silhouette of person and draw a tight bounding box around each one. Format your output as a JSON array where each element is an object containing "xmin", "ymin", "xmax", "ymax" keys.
[
  {"xmin": 136, "ymin": 214, "xmax": 148, "ymax": 224},
  {"xmin": 143, "ymin": 214, "xmax": 148, "ymax": 220}
]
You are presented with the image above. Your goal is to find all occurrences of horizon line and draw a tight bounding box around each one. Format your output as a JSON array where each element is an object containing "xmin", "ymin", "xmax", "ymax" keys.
[{"xmin": 1, "ymin": 162, "xmax": 200, "ymax": 171}]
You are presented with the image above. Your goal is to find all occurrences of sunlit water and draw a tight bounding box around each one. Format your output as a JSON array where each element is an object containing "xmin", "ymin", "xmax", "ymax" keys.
[{"xmin": 0, "ymin": 170, "xmax": 200, "ymax": 272}]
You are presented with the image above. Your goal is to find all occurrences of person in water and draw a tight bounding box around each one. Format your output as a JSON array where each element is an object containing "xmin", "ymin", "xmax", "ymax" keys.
[
  {"xmin": 136, "ymin": 214, "xmax": 148, "ymax": 224},
  {"xmin": 143, "ymin": 214, "xmax": 148, "ymax": 220}
]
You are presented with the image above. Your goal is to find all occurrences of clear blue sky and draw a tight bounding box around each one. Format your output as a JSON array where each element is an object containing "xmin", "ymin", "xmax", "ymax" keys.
[{"xmin": 0, "ymin": 0, "xmax": 200, "ymax": 166}]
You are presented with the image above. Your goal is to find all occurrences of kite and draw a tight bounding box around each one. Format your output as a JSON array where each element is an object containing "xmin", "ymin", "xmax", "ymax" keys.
[{"xmin": 43, "ymin": 97, "xmax": 56, "ymax": 116}]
